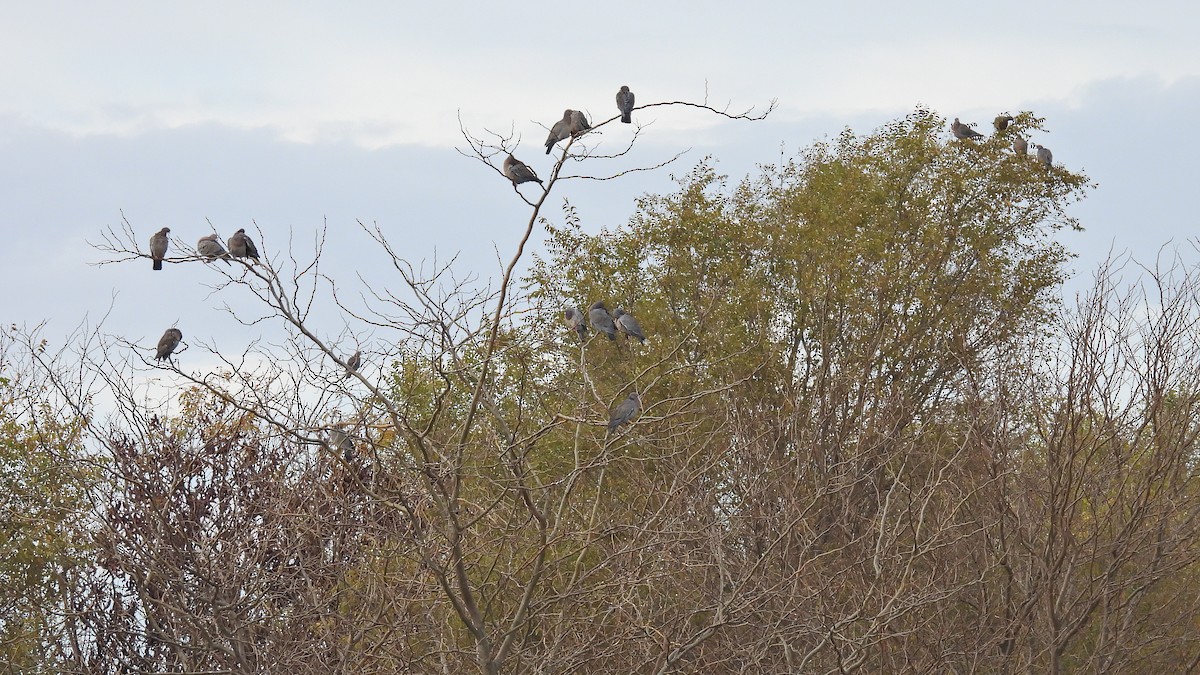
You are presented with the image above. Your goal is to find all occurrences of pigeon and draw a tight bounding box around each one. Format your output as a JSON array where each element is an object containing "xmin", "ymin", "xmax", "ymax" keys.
[
  {"xmin": 545, "ymin": 110, "xmax": 575, "ymax": 154},
  {"xmin": 197, "ymin": 234, "xmax": 231, "ymax": 264},
  {"xmin": 155, "ymin": 328, "xmax": 183, "ymax": 362},
  {"xmin": 503, "ymin": 154, "xmax": 542, "ymax": 185},
  {"xmin": 343, "ymin": 350, "xmax": 361, "ymax": 380},
  {"xmin": 569, "ymin": 110, "xmax": 591, "ymax": 135},
  {"xmin": 993, "ymin": 115, "xmax": 1014, "ymax": 132},
  {"xmin": 1013, "ymin": 135, "xmax": 1029, "ymax": 157},
  {"xmin": 1035, "ymin": 144, "xmax": 1053, "ymax": 169},
  {"xmin": 328, "ymin": 427, "xmax": 355, "ymax": 461},
  {"xmin": 616, "ymin": 86, "xmax": 635, "ymax": 124},
  {"xmin": 950, "ymin": 118, "xmax": 984, "ymax": 140},
  {"xmin": 227, "ymin": 228, "xmax": 259, "ymax": 260},
  {"xmin": 613, "ymin": 307, "xmax": 646, "ymax": 344},
  {"xmin": 588, "ymin": 301, "xmax": 618, "ymax": 341},
  {"xmin": 150, "ymin": 227, "xmax": 170, "ymax": 271},
  {"xmin": 607, "ymin": 392, "xmax": 641, "ymax": 432},
  {"xmin": 564, "ymin": 306, "xmax": 588, "ymax": 341}
]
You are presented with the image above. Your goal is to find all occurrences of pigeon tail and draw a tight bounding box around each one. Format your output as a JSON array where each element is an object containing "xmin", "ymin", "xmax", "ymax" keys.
[
  {"xmin": 621, "ymin": 112, "xmax": 632, "ymax": 124},
  {"xmin": 153, "ymin": 260, "xmax": 163, "ymax": 271}
]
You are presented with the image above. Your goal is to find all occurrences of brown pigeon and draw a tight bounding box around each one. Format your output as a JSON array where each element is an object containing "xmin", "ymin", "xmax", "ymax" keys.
[
  {"xmin": 150, "ymin": 227, "xmax": 169, "ymax": 271},
  {"xmin": 616, "ymin": 86, "xmax": 635, "ymax": 124},
  {"xmin": 197, "ymin": 234, "xmax": 231, "ymax": 264},
  {"xmin": 570, "ymin": 110, "xmax": 591, "ymax": 135},
  {"xmin": 227, "ymin": 228, "xmax": 259, "ymax": 260},
  {"xmin": 343, "ymin": 350, "xmax": 361, "ymax": 380},
  {"xmin": 951, "ymin": 118, "xmax": 984, "ymax": 140},
  {"xmin": 993, "ymin": 115, "xmax": 1014, "ymax": 132},
  {"xmin": 545, "ymin": 110, "xmax": 574, "ymax": 154},
  {"xmin": 155, "ymin": 328, "xmax": 183, "ymax": 361},
  {"xmin": 503, "ymin": 154, "xmax": 542, "ymax": 185}
]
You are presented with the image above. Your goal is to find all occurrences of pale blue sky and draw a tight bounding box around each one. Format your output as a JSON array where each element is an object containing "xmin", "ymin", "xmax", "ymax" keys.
[{"xmin": 1, "ymin": 2, "xmax": 1196, "ymax": 370}]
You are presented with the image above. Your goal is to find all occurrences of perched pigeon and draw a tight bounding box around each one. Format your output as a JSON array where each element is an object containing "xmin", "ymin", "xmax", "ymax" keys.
[
  {"xmin": 503, "ymin": 154, "xmax": 542, "ymax": 185},
  {"xmin": 588, "ymin": 301, "xmax": 618, "ymax": 341},
  {"xmin": 227, "ymin": 228, "xmax": 259, "ymax": 260},
  {"xmin": 328, "ymin": 427, "xmax": 355, "ymax": 461},
  {"xmin": 616, "ymin": 86, "xmax": 635, "ymax": 124},
  {"xmin": 343, "ymin": 350, "xmax": 362, "ymax": 380},
  {"xmin": 545, "ymin": 110, "xmax": 575, "ymax": 154},
  {"xmin": 564, "ymin": 306, "xmax": 588, "ymax": 341},
  {"xmin": 1013, "ymin": 135, "xmax": 1029, "ymax": 157},
  {"xmin": 150, "ymin": 227, "xmax": 170, "ymax": 271},
  {"xmin": 155, "ymin": 328, "xmax": 183, "ymax": 362},
  {"xmin": 993, "ymin": 115, "xmax": 1014, "ymax": 132},
  {"xmin": 197, "ymin": 234, "xmax": 231, "ymax": 264},
  {"xmin": 950, "ymin": 118, "xmax": 984, "ymax": 140},
  {"xmin": 607, "ymin": 392, "xmax": 641, "ymax": 432},
  {"xmin": 1035, "ymin": 144, "xmax": 1053, "ymax": 169},
  {"xmin": 613, "ymin": 307, "xmax": 646, "ymax": 344},
  {"xmin": 570, "ymin": 110, "xmax": 591, "ymax": 135}
]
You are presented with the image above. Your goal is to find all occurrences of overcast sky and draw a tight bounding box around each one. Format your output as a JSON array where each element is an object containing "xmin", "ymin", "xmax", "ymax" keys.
[{"xmin": 2, "ymin": 1, "xmax": 1197, "ymax": 375}]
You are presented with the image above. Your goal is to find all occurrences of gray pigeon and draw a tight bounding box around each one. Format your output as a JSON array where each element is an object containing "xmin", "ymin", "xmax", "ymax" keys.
[
  {"xmin": 503, "ymin": 154, "xmax": 542, "ymax": 185},
  {"xmin": 1013, "ymin": 135, "xmax": 1029, "ymax": 156},
  {"xmin": 342, "ymin": 350, "xmax": 362, "ymax": 380},
  {"xmin": 993, "ymin": 115, "xmax": 1014, "ymax": 132},
  {"xmin": 1035, "ymin": 144, "xmax": 1053, "ymax": 169},
  {"xmin": 197, "ymin": 233, "xmax": 231, "ymax": 264},
  {"xmin": 607, "ymin": 392, "xmax": 641, "ymax": 432},
  {"xmin": 564, "ymin": 306, "xmax": 588, "ymax": 341},
  {"xmin": 328, "ymin": 427, "xmax": 355, "ymax": 461},
  {"xmin": 155, "ymin": 327, "xmax": 183, "ymax": 362},
  {"xmin": 616, "ymin": 86, "xmax": 635, "ymax": 124},
  {"xmin": 588, "ymin": 301, "xmax": 618, "ymax": 341},
  {"xmin": 227, "ymin": 228, "xmax": 259, "ymax": 260},
  {"xmin": 150, "ymin": 227, "xmax": 170, "ymax": 271},
  {"xmin": 545, "ymin": 110, "xmax": 574, "ymax": 154},
  {"xmin": 569, "ymin": 110, "xmax": 591, "ymax": 135},
  {"xmin": 950, "ymin": 118, "xmax": 984, "ymax": 140},
  {"xmin": 613, "ymin": 307, "xmax": 646, "ymax": 344}
]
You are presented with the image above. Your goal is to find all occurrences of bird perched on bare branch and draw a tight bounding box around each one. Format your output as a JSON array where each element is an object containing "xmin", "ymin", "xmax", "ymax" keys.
[
  {"xmin": 1013, "ymin": 135, "xmax": 1029, "ymax": 157},
  {"xmin": 613, "ymin": 307, "xmax": 646, "ymax": 344},
  {"xmin": 343, "ymin": 350, "xmax": 362, "ymax": 380},
  {"xmin": 951, "ymin": 118, "xmax": 984, "ymax": 140},
  {"xmin": 1035, "ymin": 144, "xmax": 1053, "ymax": 169},
  {"xmin": 150, "ymin": 227, "xmax": 169, "ymax": 271},
  {"xmin": 197, "ymin": 234, "xmax": 231, "ymax": 264},
  {"xmin": 993, "ymin": 115, "xmax": 1014, "ymax": 132},
  {"xmin": 616, "ymin": 86, "xmax": 635, "ymax": 124},
  {"xmin": 503, "ymin": 154, "xmax": 542, "ymax": 185},
  {"xmin": 155, "ymin": 328, "xmax": 183, "ymax": 362},
  {"xmin": 608, "ymin": 392, "xmax": 641, "ymax": 432},
  {"xmin": 570, "ymin": 110, "xmax": 590, "ymax": 135},
  {"xmin": 545, "ymin": 110, "xmax": 575, "ymax": 154},
  {"xmin": 589, "ymin": 302, "xmax": 618, "ymax": 341},
  {"xmin": 564, "ymin": 307, "xmax": 588, "ymax": 341},
  {"xmin": 328, "ymin": 427, "xmax": 355, "ymax": 461},
  {"xmin": 227, "ymin": 228, "xmax": 259, "ymax": 260}
]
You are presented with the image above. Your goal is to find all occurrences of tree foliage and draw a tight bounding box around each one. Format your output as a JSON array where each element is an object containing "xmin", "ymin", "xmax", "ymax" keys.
[{"xmin": 5, "ymin": 107, "xmax": 1200, "ymax": 674}]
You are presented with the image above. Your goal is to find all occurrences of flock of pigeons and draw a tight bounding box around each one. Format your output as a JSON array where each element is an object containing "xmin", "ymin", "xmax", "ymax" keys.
[
  {"xmin": 141, "ymin": 103, "xmax": 1055, "ymax": 442},
  {"xmin": 950, "ymin": 114, "xmax": 1054, "ymax": 168},
  {"xmin": 148, "ymin": 227, "xmax": 262, "ymax": 363},
  {"xmin": 143, "ymin": 85, "xmax": 645, "ymax": 434},
  {"xmin": 499, "ymin": 85, "xmax": 646, "ymax": 432},
  {"xmin": 500, "ymin": 85, "xmax": 636, "ymax": 188}
]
